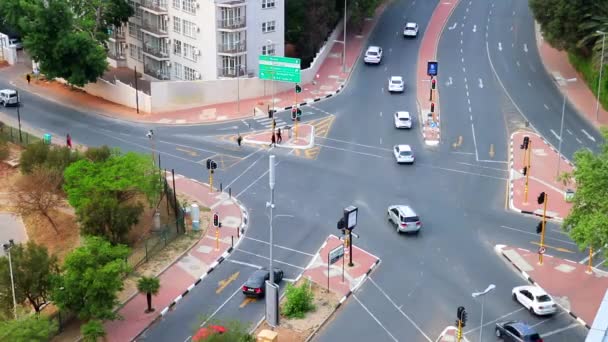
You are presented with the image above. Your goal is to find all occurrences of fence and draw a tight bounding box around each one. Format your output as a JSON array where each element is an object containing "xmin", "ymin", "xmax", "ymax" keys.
[{"xmin": 0, "ymin": 122, "xmax": 41, "ymax": 146}]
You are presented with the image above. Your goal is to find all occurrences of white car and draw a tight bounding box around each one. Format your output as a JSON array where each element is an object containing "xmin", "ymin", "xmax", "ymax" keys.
[
  {"xmin": 512, "ymin": 285, "xmax": 557, "ymax": 316},
  {"xmin": 364, "ymin": 46, "xmax": 383, "ymax": 64},
  {"xmin": 403, "ymin": 22, "xmax": 419, "ymax": 38},
  {"xmin": 0, "ymin": 89, "xmax": 19, "ymax": 107},
  {"xmin": 8, "ymin": 38, "xmax": 23, "ymax": 50},
  {"xmin": 388, "ymin": 76, "xmax": 404, "ymax": 93},
  {"xmin": 393, "ymin": 144, "xmax": 415, "ymax": 164},
  {"xmin": 387, "ymin": 205, "xmax": 422, "ymax": 234},
  {"xmin": 394, "ymin": 111, "xmax": 412, "ymax": 129}
]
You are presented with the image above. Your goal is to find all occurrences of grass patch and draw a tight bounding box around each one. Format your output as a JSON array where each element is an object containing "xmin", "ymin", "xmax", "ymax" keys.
[{"xmin": 568, "ymin": 51, "xmax": 608, "ymax": 111}]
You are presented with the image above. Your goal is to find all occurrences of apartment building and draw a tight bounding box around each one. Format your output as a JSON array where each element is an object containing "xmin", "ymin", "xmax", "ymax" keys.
[{"xmin": 105, "ymin": 0, "xmax": 285, "ymax": 81}]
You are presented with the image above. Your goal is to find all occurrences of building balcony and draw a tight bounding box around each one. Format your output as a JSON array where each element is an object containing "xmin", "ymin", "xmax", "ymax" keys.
[
  {"xmin": 144, "ymin": 64, "xmax": 170, "ymax": 80},
  {"xmin": 216, "ymin": 0, "xmax": 246, "ymax": 8},
  {"xmin": 217, "ymin": 42, "xmax": 246, "ymax": 54},
  {"xmin": 217, "ymin": 17, "xmax": 246, "ymax": 30},
  {"xmin": 140, "ymin": 0, "xmax": 167, "ymax": 13},
  {"xmin": 109, "ymin": 30, "xmax": 126, "ymax": 41},
  {"xmin": 141, "ymin": 20, "xmax": 169, "ymax": 37},
  {"xmin": 142, "ymin": 44, "xmax": 170, "ymax": 60},
  {"xmin": 107, "ymin": 51, "xmax": 127, "ymax": 60},
  {"xmin": 217, "ymin": 67, "xmax": 249, "ymax": 78}
]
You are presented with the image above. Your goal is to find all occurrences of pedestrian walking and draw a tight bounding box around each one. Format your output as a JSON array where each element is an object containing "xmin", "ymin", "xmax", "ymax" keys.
[
  {"xmin": 66, "ymin": 133, "xmax": 72, "ymax": 149},
  {"xmin": 269, "ymin": 133, "xmax": 276, "ymax": 147},
  {"xmin": 26, "ymin": 74, "xmax": 31, "ymax": 85},
  {"xmin": 277, "ymin": 128, "xmax": 282, "ymax": 144},
  {"xmin": 237, "ymin": 133, "xmax": 243, "ymax": 147}
]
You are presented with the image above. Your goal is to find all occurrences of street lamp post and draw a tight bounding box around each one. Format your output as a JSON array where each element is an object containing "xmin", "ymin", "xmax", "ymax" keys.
[
  {"xmin": 3, "ymin": 240, "xmax": 17, "ymax": 319},
  {"xmin": 471, "ymin": 284, "xmax": 496, "ymax": 342},
  {"xmin": 556, "ymin": 77, "xmax": 577, "ymax": 178},
  {"xmin": 267, "ymin": 155, "xmax": 276, "ymax": 285},
  {"xmin": 266, "ymin": 40, "xmax": 275, "ymax": 115},
  {"xmin": 146, "ymin": 129, "xmax": 155, "ymax": 166},
  {"xmin": 342, "ymin": 0, "xmax": 347, "ymax": 73},
  {"xmin": 596, "ymin": 31, "xmax": 607, "ymax": 122},
  {"xmin": 237, "ymin": 64, "xmax": 245, "ymax": 114}
]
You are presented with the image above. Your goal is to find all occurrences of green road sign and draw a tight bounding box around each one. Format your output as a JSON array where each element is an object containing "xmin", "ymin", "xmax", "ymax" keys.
[{"xmin": 259, "ymin": 55, "xmax": 301, "ymax": 83}]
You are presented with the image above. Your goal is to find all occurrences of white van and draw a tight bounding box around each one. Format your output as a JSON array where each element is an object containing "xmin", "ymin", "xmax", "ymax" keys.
[{"xmin": 0, "ymin": 89, "xmax": 19, "ymax": 107}]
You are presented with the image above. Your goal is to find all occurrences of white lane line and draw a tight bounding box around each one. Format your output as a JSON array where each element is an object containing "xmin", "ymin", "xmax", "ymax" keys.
[
  {"xmin": 224, "ymin": 153, "xmax": 265, "ymax": 189},
  {"xmin": 199, "ymin": 285, "xmax": 243, "ymax": 328},
  {"xmin": 498, "ymin": 42, "xmax": 502, "ymax": 51},
  {"xmin": 544, "ymin": 104, "xmax": 549, "ymax": 110},
  {"xmin": 566, "ymin": 129, "xmax": 573, "ymax": 135},
  {"xmin": 469, "ymin": 107, "xmax": 472, "ymax": 113},
  {"xmin": 464, "ymin": 77, "xmax": 468, "ymax": 83},
  {"xmin": 478, "ymin": 78, "xmax": 483, "ymax": 88},
  {"xmin": 315, "ymin": 136, "xmax": 393, "ymax": 152},
  {"xmin": 461, "ymin": 39, "xmax": 464, "ymax": 44},
  {"xmin": 528, "ymin": 82, "xmax": 532, "ymax": 87},
  {"xmin": 466, "ymin": 91, "xmax": 469, "ymax": 97},
  {"xmin": 516, "ymin": 61, "xmax": 520, "ymax": 67},
  {"xmin": 466, "ymin": 7, "xmax": 469, "ymax": 12},
  {"xmin": 460, "ymin": 48, "xmax": 463, "ymax": 53},
  {"xmin": 498, "ymin": 225, "xmax": 577, "ymax": 245},
  {"xmin": 471, "ymin": 123, "xmax": 479, "ymax": 161},
  {"xmin": 353, "ymin": 295, "xmax": 399, "ymax": 342},
  {"xmin": 486, "ymin": 32, "xmax": 488, "ymax": 38},
  {"xmin": 463, "ymin": 66, "xmax": 466, "ymax": 72},
  {"xmin": 580, "ymin": 247, "xmax": 602, "ymax": 264},
  {"xmin": 470, "ymin": 115, "xmax": 473, "ymax": 121},
  {"xmin": 465, "ymin": 308, "xmax": 525, "ymax": 335},
  {"xmin": 369, "ymin": 278, "xmax": 433, "ymax": 342},
  {"xmin": 595, "ymin": 259, "xmax": 605, "ymax": 268},
  {"xmin": 243, "ymin": 236, "xmax": 315, "ymax": 256},
  {"xmin": 452, "ymin": 151, "xmax": 475, "ymax": 155},
  {"xmin": 380, "ymin": 111, "xmax": 382, "ymax": 117},
  {"xmin": 465, "ymin": 83, "xmax": 469, "ymax": 90},
  {"xmin": 461, "ymin": 31, "xmax": 464, "ymax": 36},
  {"xmin": 235, "ymin": 160, "xmax": 280, "ymax": 198},
  {"xmin": 581, "ymin": 129, "xmax": 596, "ymax": 142},
  {"xmin": 448, "ymin": 22, "xmax": 458, "ymax": 30},
  {"xmin": 576, "ymin": 137, "xmax": 583, "ymax": 144},
  {"xmin": 456, "ymin": 162, "xmax": 508, "ymax": 172},
  {"xmin": 315, "ymin": 143, "xmax": 389, "ymax": 159},
  {"xmin": 472, "ymin": 25, "xmax": 477, "ymax": 32},
  {"xmin": 550, "ymin": 129, "xmax": 562, "ymax": 141},
  {"xmin": 467, "ymin": 99, "xmax": 471, "ymax": 105},
  {"xmin": 227, "ymin": 259, "xmax": 262, "ymax": 269},
  {"xmin": 234, "ymin": 249, "xmax": 305, "ymax": 270},
  {"xmin": 524, "ymin": 43, "xmax": 528, "ymax": 52},
  {"xmin": 541, "ymin": 323, "xmax": 580, "ymax": 338},
  {"xmin": 462, "ymin": 57, "xmax": 465, "ymax": 63}
]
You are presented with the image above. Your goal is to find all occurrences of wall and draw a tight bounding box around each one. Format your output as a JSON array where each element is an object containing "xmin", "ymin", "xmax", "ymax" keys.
[
  {"xmin": 300, "ymin": 18, "xmax": 343, "ymax": 84},
  {"xmin": 58, "ymin": 77, "xmax": 152, "ymax": 113},
  {"xmin": 0, "ymin": 33, "xmax": 18, "ymax": 65}
]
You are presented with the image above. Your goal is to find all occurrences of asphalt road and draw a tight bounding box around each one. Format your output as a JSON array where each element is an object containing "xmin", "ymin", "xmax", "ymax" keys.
[{"xmin": 0, "ymin": 0, "xmax": 595, "ymax": 340}]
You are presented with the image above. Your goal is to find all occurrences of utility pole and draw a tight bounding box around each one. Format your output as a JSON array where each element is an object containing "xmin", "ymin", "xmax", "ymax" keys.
[
  {"xmin": 146, "ymin": 129, "xmax": 155, "ymax": 166},
  {"xmin": 538, "ymin": 192, "xmax": 548, "ymax": 265},
  {"xmin": 16, "ymin": 91, "xmax": 22, "ymax": 143},
  {"xmin": 134, "ymin": 66, "xmax": 140, "ymax": 114},
  {"xmin": 472, "ymin": 284, "xmax": 496, "ymax": 342},
  {"xmin": 3, "ymin": 240, "xmax": 17, "ymax": 319},
  {"xmin": 520, "ymin": 136, "xmax": 531, "ymax": 204}
]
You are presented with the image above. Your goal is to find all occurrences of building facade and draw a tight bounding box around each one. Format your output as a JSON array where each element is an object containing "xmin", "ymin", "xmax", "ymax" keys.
[{"xmin": 106, "ymin": 0, "xmax": 284, "ymax": 81}]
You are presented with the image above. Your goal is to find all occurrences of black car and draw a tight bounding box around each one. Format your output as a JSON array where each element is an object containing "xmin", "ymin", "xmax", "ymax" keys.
[
  {"xmin": 242, "ymin": 268, "xmax": 284, "ymax": 297},
  {"xmin": 495, "ymin": 321, "xmax": 543, "ymax": 342}
]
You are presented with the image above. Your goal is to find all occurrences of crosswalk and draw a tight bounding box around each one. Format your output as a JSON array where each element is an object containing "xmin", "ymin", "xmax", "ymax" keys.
[{"xmin": 254, "ymin": 116, "xmax": 289, "ymax": 129}]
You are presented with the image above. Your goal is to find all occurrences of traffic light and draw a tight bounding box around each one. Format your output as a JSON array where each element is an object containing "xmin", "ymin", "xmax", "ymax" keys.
[
  {"xmin": 522, "ymin": 166, "xmax": 528, "ymax": 176},
  {"xmin": 537, "ymin": 192, "xmax": 546, "ymax": 205},
  {"xmin": 337, "ymin": 218, "xmax": 346, "ymax": 230},
  {"xmin": 213, "ymin": 213, "xmax": 219, "ymax": 227},
  {"xmin": 457, "ymin": 306, "xmax": 467, "ymax": 327},
  {"xmin": 536, "ymin": 221, "xmax": 543, "ymax": 234},
  {"xmin": 291, "ymin": 108, "xmax": 297, "ymax": 120},
  {"xmin": 296, "ymin": 108, "xmax": 302, "ymax": 120},
  {"xmin": 520, "ymin": 136, "xmax": 530, "ymax": 150},
  {"xmin": 431, "ymin": 79, "xmax": 436, "ymax": 90},
  {"xmin": 295, "ymin": 84, "xmax": 302, "ymax": 93},
  {"xmin": 211, "ymin": 160, "xmax": 218, "ymax": 170},
  {"xmin": 430, "ymin": 102, "xmax": 435, "ymax": 113},
  {"xmin": 206, "ymin": 159, "xmax": 211, "ymax": 170}
]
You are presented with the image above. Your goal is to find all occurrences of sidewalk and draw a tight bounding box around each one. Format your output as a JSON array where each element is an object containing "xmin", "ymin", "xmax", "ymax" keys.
[
  {"xmin": 496, "ymin": 244, "xmax": 605, "ymax": 328},
  {"xmin": 103, "ymin": 174, "xmax": 248, "ymax": 342},
  {"xmin": 7, "ymin": 5, "xmax": 387, "ymax": 126},
  {"xmin": 436, "ymin": 326, "xmax": 470, "ymax": 342},
  {"xmin": 509, "ymin": 130, "xmax": 574, "ymax": 221},
  {"xmin": 242, "ymin": 124, "xmax": 315, "ymax": 150},
  {"xmin": 535, "ymin": 23, "xmax": 608, "ymax": 128}
]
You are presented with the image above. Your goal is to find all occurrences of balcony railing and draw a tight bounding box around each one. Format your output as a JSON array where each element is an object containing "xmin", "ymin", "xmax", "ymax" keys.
[
  {"xmin": 217, "ymin": 42, "xmax": 246, "ymax": 54},
  {"xmin": 216, "ymin": 0, "xmax": 246, "ymax": 8},
  {"xmin": 217, "ymin": 17, "xmax": 246, "ymax": 30},
  {"xmin": 217, "ymin": 67, "xmax": 248, "ymax": 78},
  {"xmin": 110, "ymin": 30, "xmax": 126, "ymax": 40},
  {"xmin": 107, "ymin": 51, "xmax": 127, "ymax": 60},
  {"xmin": 143, "ymin": 44, "xmax": 170, "ymax": 59},
  {"xmin": 140, "ymin": 0, "xmax": 167, "ymax": 12},
  {"xmin": 141, "ymin": 20, "xmax": 169, "ymax": 36},
  {"xmin": 144, "ymin": 65, "xmax": 170, "ymax": 80}
]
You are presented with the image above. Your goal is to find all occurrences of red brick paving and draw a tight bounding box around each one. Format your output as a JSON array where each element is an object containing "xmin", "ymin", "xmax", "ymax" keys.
[{"xmin": 242, "ymin": 124, "xmax": 314, "ymax": 149}]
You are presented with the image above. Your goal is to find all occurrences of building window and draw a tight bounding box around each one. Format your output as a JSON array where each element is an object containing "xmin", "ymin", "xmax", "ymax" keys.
[
  {"xmin": 183, "ymin": 42, "xmax": 196, "ymax": 61},
  {"xmin": 183, "ymin": 20, "xmax": 195, "ymax": 38},
  {"xmin": 129, "ymin": 43, "xmax": 138, "ymax": 59},
  {"xmin": 182, "ymin": 0, "xmax": 195, "ymax": 14},
  {"xmin": 262, "ymin": 0, "xmax": 275, "ymax": 9},
  {"xmin": 173, "ymin": 16, "xmax": 181, "ymax": 33},
  {"xmin": 174, "ymin": 62, "xmax": 183, "ymax": 79},
  {"xmin": 137, "ymin": 30, "xmax": 144, "ymax": 42},
  {"xmin": 262, "ymin": 43, "xmax": 275, "ymax": 55},
  {"xmin": 184, "ymin": 66, "xmax": 197, "ymax": 80},
  {"xmin": 137, "ymin": 46, "xmax": 143, "ymax": 61},
  {"xmin": 135, "ymin": 4, "xmax": 142, "ymax": 18},
  {"xmin": 173, "ymin": 40, "xmax": 182, "ymax": 55},
  {"xmin": 262, "ymin": 21, "xmax": 275, "ymax": 33},
  {"xmin": 128, "ymin": 23, "xmax": 138, "ymax": 38},
  {"xmin": 172, "ymin": 0, "xmax": 180, "ymax": 9}
]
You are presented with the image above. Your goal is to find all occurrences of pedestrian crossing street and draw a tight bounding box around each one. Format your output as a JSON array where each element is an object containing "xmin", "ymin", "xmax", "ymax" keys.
[{"xmin": 254, "ymin": 116, "xmax": 289, "ymax": 129}]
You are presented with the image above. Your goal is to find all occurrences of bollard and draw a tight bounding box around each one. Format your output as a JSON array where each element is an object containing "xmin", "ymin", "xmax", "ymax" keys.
[
  {"xmin": 231, "ymin": 236, "xmax": 234, "ymax": 248},
  {"xmin": 228, "ymin": 188, "xmax": 232, "ymax": 198},
  {"xmin": 237, "ymin": 226, "xmax": 240, "ymax": 238},
  {"xmin": 220, "ymin": 183, "xmax": 223, "ymax": 192}
]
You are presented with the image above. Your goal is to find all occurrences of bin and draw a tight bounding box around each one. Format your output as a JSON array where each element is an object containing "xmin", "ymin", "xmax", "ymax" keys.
[{"xmin": 43, "ymin": 133, "xmax": 52, "ymax": 144}]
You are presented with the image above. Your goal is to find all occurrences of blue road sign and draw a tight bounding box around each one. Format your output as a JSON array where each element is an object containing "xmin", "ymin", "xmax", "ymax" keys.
[
  {"xmin": 427, "ymin": 61, "xmax": 438, "ymax": 76},
  {"xmin": 430, "ymin": 121, "xmax": 437, "ymax": 128}
]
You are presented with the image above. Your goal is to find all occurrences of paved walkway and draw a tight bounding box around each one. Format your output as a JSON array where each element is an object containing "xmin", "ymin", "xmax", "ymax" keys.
[
  {"xmin": 497, "ymin": 244, "xmax": 606, "ymax": 328},
  {"xmin": 436, "ymin": 326, "xmax": 470, "ymax": 342},
  {"xmin": 103, "ymin": 174, "xmax": 248, "ymax": 342},
  {"xmin": 509, "ymin": 130, "xmax": 574, "ymax": 220}
]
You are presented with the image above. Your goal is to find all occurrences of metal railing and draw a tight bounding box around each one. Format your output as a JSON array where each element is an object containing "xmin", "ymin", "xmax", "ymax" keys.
[
  {"xmin": 217, "ymin": 17, "xmax": 246, "ymax": 30},
  {"xmin": 217, "ymin": 41, "xmax": 246, "ymax": 54},
  {"xmin": 141, "ymin": 20, "xmax": 169, "ymax": 36},
  {"xmin": 140, "ymin": 0, "xmax": 168, "ymax": 12},
  {"xmin": 143, "ymin": 44, "xmax": 170, "ymax": 59},
  {"xmin": 144, "ymin": 64, "xmax": 171, "ymax": 80},
  {"xmin": 217, "ymin": 67, "xmax": 248, "ymax": 78}
]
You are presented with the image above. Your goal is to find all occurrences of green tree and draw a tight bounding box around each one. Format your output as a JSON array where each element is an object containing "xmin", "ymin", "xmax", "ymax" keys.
[
  {"xmin": 81, "ymin": 319, "xmax": 106, "ymax": 342},
  {"xmin": 563, "ymin": 130, "xmax": 608, "ymax": 254},
  {"xmin": 137, "ymin": 276, "xmax": 160, "ymax": 313},
  {"xmin": 20, "ymin": 141, "xmax": 82, "ymax": 176},
  {"xmin": 529, "ymin": 0, "xmax": 590, "ymax": 53},
  {"xmin": 78, "ymin": 192, "xmax": 143, "ymax": 244},
  {"xmin": 52, "ymin": 236, "xmax": 130, "ymax": 321},
  {"xmin": 0, "ymin": 315, "xmax": 58, "ymax": 341},
  {"xmin": 0, "ymin": 241, "xmax": 58, "ymax": 314}
]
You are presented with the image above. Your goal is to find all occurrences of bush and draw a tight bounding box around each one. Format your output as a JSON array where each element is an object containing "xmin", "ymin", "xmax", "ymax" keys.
[
  {"xmin": 81, "ymin": 319, "xmax": 106, "ymax": 342},
  {"xmin": 20, "ymin": 141, "xmax": 50, "ymax": 174},
  {"xmin": 282, "ymin": 281, "xmax": 315, "ymax": 319},
  {"xmin": 19, "ymin": 142, "xmax": 82, "ymax": 174},
  {"xmin": 568, "ymin": 51, "xmax": 608, "ymax": 111}
]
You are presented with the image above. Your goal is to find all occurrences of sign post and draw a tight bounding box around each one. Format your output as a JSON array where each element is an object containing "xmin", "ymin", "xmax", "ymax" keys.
[
  {"xmin": 259, "ymin": 56, "xmax": 301, "ymax": 83},
  {"xmin": 343, "ymin": 206, "xmax": 358, "ymax": 267}
]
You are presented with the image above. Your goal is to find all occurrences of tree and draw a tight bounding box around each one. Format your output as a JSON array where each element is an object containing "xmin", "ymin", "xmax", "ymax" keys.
[
  {"xmin": 137, "ymin": 276, "xmax": 160, "ymax": 313},
  {"xmin": 20, "ymin": 142, "xmax": 82, "ymax": 176},
  {"xmin": 563, "ymin": 130, "xmax": 608, "ymax": 255},
  {"xmin": 529, "ymin": 0, "xmax": 590, "ymax": 53},
  {"xmin": 0, "ymin": 315, "xmax": 58, "ymax": 341},
  {"xmin": 12, "ymin": 167, "xmax": 63, "ymax": 232},
  {"xmin": 52, "ymin": 236, "xmax": 130, "ymax": 321},
  {"xmin": 81, "ymin": 319, "xmax": 106, "ymax": 342},
  {"xmin": 78, "ymin": 193, "xmax": 143, "ymax": 244},
  {"xmin": 0, "ymin": 241, "xmax": 58, "ymax": 315}
]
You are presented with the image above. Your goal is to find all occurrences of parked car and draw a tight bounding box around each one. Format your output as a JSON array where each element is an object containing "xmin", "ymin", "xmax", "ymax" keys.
[
  {"xmin": 388, "ymin": 76, "xmax": 405, "ymax": 93},
  {"xmin": 0, "ymin": 89, "xmax": 19, "ymax": 107},
  {"xmin": 364, "ymin": 46, "xmax": 383, "ymax": 64},
  {"xmin": 394, "ymin": 111, "xmax": 413, "ymax": 129},
  {"xmin": 8, "ymin": 38, "xmax": 23, "ymax": 50},
  {"xmin": 242, "ymin": 268, "xmax": 284, "ymax": 298},
  {"xmin": 403, "ymin": 22, "xmax": 419, "ymax": 38},
  {"xmin": 387, "ymin": 205, "xmax": 422, "ymax": 234},
  {"xmin": 393, "ymin": 144, "xmax": 415, "ymax": 164},
  {"xmin": 512, "ymin": 285, "xmax": 557, "ymax": 315},
  {"xmin": 495, "ymin": 321, "xmax": 543, "ymax": 342}
]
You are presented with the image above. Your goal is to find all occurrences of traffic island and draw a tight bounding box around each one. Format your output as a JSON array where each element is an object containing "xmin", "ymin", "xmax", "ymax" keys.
[
  {"xmin": 242, "ymin": 124, "xmax": 315, "ymax": 150},
  {"xmin": 495, "ymin": 244, "xmax": 605, "ymax": 328},
  {"xmin": 436, "ymin": 326, "xmax": 470, "ymax": 342},
  {"xmin": 508, "ymin": 131, "xmax": 575, "ymax": 221}
]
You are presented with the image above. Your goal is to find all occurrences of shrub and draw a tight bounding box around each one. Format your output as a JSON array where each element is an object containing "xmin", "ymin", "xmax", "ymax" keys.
[
  {"xmin": 569, "ymin": 51, "xmax": 608, "ymax": 111},
  {"xmin": 20, "ymin": 141, "xmax": 50, "ymax": 174},
  {"xmin": 81, "ymin": 319, "xmax": 106, "ymax": 342},
  {"xmin": 282, "ymin": 281, "xmax": 315, "ymax": 319},
  {"xmin": 19, "ymin": 142, "xmax": 82, "ymax": 175}
]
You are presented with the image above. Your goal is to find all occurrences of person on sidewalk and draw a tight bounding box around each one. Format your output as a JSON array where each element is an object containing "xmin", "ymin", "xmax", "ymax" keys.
[
  {"xmin": 26, "ymin": 74, "xmax": 31, "ymax": 85},
  {"xmin": 66, "ymin": 133, "xmax": 72, "ymax": 149},
  {"xmin": 276, "ymin": 128, "xmax": 282, "ymax": 144},
  {"xmin": 269, "ymin": 133, "xmax": 276, "ymax": 147},
  {"xmin": 237, "ymin": 133, "xmax": 243, "ymax": 147}
]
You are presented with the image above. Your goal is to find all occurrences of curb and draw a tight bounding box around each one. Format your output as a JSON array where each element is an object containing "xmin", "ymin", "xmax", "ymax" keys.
[
  {"xmin": 242, "ymin": 125, "xmax": 316, "ymax": 150},
  {"xmin": 494, "ymin": 244, "xmax": 591, "ymax": 330}
]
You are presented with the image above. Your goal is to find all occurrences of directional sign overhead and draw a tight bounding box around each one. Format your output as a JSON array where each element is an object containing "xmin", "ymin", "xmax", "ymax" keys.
[{"xmin": 259, "ymin": 55, "xmax": 301, "ymax": 83}]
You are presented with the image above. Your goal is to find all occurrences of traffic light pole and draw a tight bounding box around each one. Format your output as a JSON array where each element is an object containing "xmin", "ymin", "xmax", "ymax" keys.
[
  {"xmin": 294, "ymin": 85, "xmax": 299, "ymax": 139},
  {"xmin": 209, "ymin": 169, "xmax": 213, "ymax": 192},
  {"xmin": 348, "ymin": 229, "xmax": 354, "ymax": 267},
  {"xmin": 457, "ymin": 319, "xmax": 462, "ymax": 342},
  {"xmin": 539, "ymin": 193, "xmax": 548, "ymax": 265},
  {"xmin": 524, "ymin": 141, "xmax": 532, "ymax": 204}
]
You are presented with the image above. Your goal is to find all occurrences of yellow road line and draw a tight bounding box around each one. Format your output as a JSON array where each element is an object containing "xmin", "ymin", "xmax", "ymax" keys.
[
  {"xmin": 216, "ymin": 272, "xmax": 240, "ymax": 294},
  {"xmin": 239, "ymin": 297, "xmax": 256, "ymax": 308},
  {"xmin": 529, "ymin": 241, "xmax": 575, "ymax": 254}
]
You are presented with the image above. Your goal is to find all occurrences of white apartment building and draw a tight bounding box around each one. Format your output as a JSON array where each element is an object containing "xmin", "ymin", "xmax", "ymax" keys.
[{"xmin": 106, "ymin": 0, "xmax": 285, "ymax": 81}]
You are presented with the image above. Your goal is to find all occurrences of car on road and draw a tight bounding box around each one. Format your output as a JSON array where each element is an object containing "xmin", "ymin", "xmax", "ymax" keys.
[
  {"xmin": 403, "ymin": 22, "xmax": 419, "ymax": 38},
  {"xmin": 0, "ymin": 89, "xmax": 19, "ymax": 107},
  {"xmin": 393, "ymin": 144, "xmax": 415, "ymax": 164},
  {"xmin": 387, "ymin": 205, "xmax": 421, "ymax": 234},
  {"xmin": 364, "ymin": 46, "xmax": 383, "ymax": 64},
  {"xmin": 495, "ymin": 321, "xmax": 543, "ymax": 342},
  {"xmin": 512, "ymin": 285, "xmax": 557, "ymax": 316},
  {"xmin": 242, "ymin": 268, "xmax": 284, "ymax": 298},
  {"xmin": 388, "ymin": 76, "xmax": 404, "ymax": 93},
  {"xmin": 394, "ymin": 111, "xmax": 412, "ymax": 129}
]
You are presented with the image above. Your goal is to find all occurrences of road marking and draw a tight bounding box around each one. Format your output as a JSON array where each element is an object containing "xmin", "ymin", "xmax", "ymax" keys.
[
  {"xmin": 460, "ymin": 31, "xmax": 464, "ymax": 36},
  {"xmin": 524, "ymin": 43, "xmax": 528, "ymax": 52},
  {"xmin": 462, "ymin": 66, "xmax": 466, "ymax": 72},
  {"xmin": 465, "ymin": 83, "xmax": 469, "ymax": 90},
  {"xmin": 216, "ymin": 272, "xmax": 240, "ymax": 294},
  {"xmin": 595, "ymin": 259, "xmax": 605, "ymax": 268},
  {"xmin": 460, "ymin": 48, "xmax": 463, "ymax": 53},
  {"xmin": 384, "ymin": 67, "xmax": 388, "ymax": 72},
  {"xmin": 576, "ymin": 137, "xmax": 583, "ymax": 144},
  {"xmin": 224, "ymin": 153, "xmax": 265, "ymax": 190},
  {"xmin": 544, "ymin": 104, "xmax": 549, "ymax": 110},
  {"xmin": 498, "ymin": 226, "xmax": 577, "ymax": 245},
  {"xmin": 243, "ymin": 236, "xmax": 315, "ymax": 256},
  {"xmin": 581, "ymin": 129, "xmax": 596, "ymax": 142},
  {"xmin": 227, "ymin": 259, "xmax": 262, "ymax": 269},
  {"xmin": 199, "ymin": 284, "xmax": 243, "ymax": 328},
  {"xmin": 472, "ymin": 25, "xmax": 476, "ymax": 32},
  {"xmin": 530, "ymin": 241, "xmax": 575, "ymax": 253},
  {"xmin": 470, "ymin": 115, "xmax": 473, "ymax": 121},
  {"xmin": 461, "ymin": 39, "xmax": 463, "ymax": 44},
  {"xmin": 353, "ymin": 295, "xmax": 399, "ymax": 342},
  {"xmin": 478, "ymin": 78, "xmax": 483, "ymax": 88},
  {"xmin": 498, "ymin": 42, "xmax": 502, "ymax": 51},
  {"xmin": 379, "ymin": 111, "xmax": 382, "ymax": 117},
  {"xmin": 448, "ymin": 22, "xmax": 458, "ymax": 30},
  {"xmin": 235, "ymin": 249, "xmax": 305, "ymax": 270},
  {"xmin": 528, "ymin": 82, "xmax": 532, "ymax": 87},
  {"xmin": 516, "ymin": 61, "xmax": 520, "ymax": 67},
  {"xmin": 566, "ymin": 129, "xmax": 573, "ymax": 135},
  {"xmin": 461, "ymin": 57, "xmax": 464, "ymax": 63},
  {"xmin": 446, "ymin": 76, "xmax": 453, "ymax": 86},
  {"xmin": 239, "ymin": 297, "xmax": 257, "ymax": 308},
  {"xmin": 471, "ymin": 123, "xmax": 479, "ymax": 161},
  {"xmin": 466, "ymin": 91, "xmax": 469, "ymax": 97},
  {"xmin": 235, "ymin": 159, "xmax": 281, "ymax": 198},
  {"xmin": 580, "ymin": 247, "xmax": 602, "ymax": 264},
  {"xmin": 550, "ymin": 129, "xmax": 561, "ymax": 141},
  {"xmin": 316, "ymin": 136, "xmax": 393, "ymax": 152},
  {"xmin": 315, "ymin": 143, "xmax": 388, "ymax": 159},
  {"xmin": 541, "ymin": 323, "xmax": 580, "ymax": 337},
  {"xmin": 175, "ymin": 147, "xmax": 199, "ymax": 157},
  {"xmin": 368, "ymin": 278, "xmax": 433, "ymax": 341},
  {"xmin": 468, "ymin": 107, "xmax": 472, "ymax": 112},
  {"xmin": 466, "ymin": 7, "xmax": 469, "ymax": 12},
  {"xmin": 456, "ymin": 162, "xmax": 507, "ymax": 172},
  {"xmin": 465, "ymin": 308, "xmax": 525, "ymax": 335}
]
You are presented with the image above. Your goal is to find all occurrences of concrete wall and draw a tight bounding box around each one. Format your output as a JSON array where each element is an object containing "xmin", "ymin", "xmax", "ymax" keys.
[
  {"xmin": 301, "ymin": 19, "xmax": 343, "ymax": 84},
  {"xmin": 58, "ymin": 77, "xmax": 152, "ymax": 113},
  {"xmin": 0, "ymin": 33, "xmax": 17, "ymax": 65}
]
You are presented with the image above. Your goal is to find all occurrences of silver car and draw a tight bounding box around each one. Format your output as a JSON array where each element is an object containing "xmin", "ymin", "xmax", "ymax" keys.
[
  {"xmin": 387, "ymin": 205, "xmax": 422, "ymax": 234},
  {"xmin": 388, "ymin": 76, "xmax": 404, "ymax": 93},
  {"xmin": 393, "ymin": 144, "xmax": 415, "ymax": 164},
  {"xmin": 364, "ymin": 46, "xmax": 383, "ymax": 64}
]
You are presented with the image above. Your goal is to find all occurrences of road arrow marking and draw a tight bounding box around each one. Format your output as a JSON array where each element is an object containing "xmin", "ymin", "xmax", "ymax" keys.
[
  {"xmin": 472, "ymin": 25, "xmax": 476, "ymax": 32},
  {"xmin": 478, "ymin": 78, "xmax": 483, "ymax": 88},
  {"xmin": 576, "ymin": 137, "xmax": 583, "ymax": 144},
  {"xmin": 217, "ymin": 125, "xmax": 239, "ymax": 131},
  {"xmin": 448, "ymin": 22, "xmax": 458, "ymax": 30},
  {"xmin": 524, "ymin": 43, "xmax": 528, "ymax": 52},
  {"xmin": 581, "ymin": 129, "xmax": 596, "ymax": 142},
  {"xmin": 550, "ymin": 129, "xmax": 561, "ymax": 141},
  {"xmin": 239, "ymin": 297, "xmax": 256, "ymax": 308},
  {"xmin": 216, "ymin": 271, "xmax": 240, "ymax": 294},
  {"xmin": 498, "ymin": 42, "xmax": 502, "ymax": 51},
  {"xmin": 445, "ymin": 76, "xmax": 453, "ymax": 86}
]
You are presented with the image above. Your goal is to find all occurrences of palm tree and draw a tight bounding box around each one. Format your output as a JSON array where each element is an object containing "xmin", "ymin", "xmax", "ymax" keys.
[
  {"xmin": 578, "ymin": 2, "xmax": 608, "ymax": 65},
  {"xmin": 137, "ymin": 276, "xmax": 161, "ymax": 313}
]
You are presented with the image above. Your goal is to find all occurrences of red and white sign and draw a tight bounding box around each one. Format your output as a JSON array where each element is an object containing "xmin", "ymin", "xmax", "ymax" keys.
[{"xmin": 538, "ymin": 246, "xmax": 546, "ymax": 255}]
